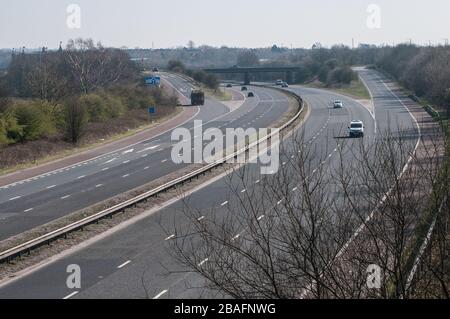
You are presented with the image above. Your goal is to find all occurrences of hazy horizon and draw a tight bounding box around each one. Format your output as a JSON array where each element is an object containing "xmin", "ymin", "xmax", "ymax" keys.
[{"xmin": 1, "ymin": 0, "xmax": 449, "ymax": 50}]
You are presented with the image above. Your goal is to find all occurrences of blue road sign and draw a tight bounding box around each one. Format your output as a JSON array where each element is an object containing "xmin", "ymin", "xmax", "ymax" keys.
[
  {"xmin": 148, "ymin": 106, "xmax": 156, "ymax": 114},
  {"xmin": 144, "ymin": 76, "xmax": 161, "ymax": 87}
]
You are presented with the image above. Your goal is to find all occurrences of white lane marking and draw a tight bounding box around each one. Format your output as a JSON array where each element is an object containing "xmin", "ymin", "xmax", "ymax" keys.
[
  {"xmin": 232, "ymin": 234, "xmax": 240, "ymax": 241},
  {"xmin": 144, "ymin": 166, "xmax": 149, "ymax": 170},
  {"xmin": 122, "ymin": 174, "xmax": 130, "ymax": 178},
  {"xmin": 161, "ymin": 159, "xmax": 168, "ymax": 163},
  {"xmin": 0, "ymin": 86, "xmax": 201, "ymax": 191},
  {"xmin": 292, "ymin": 187, "xmax": 298, "ymax": 192},
  {"xmin": 77, "ymin": 175, "xmax": 85, "ymax": 179},
  {"xmin": 141, "ymin": 154, "xmax": 148, "ymax": 158},
  {"xmin": 9, "ymin": 196, "xmax": 21, "ymax": 201},
  {"xmin": 61, "ymin": 195, "xmax": 71, "ymax": 199},
  {"xmin": 277, "ymin": 199, "xmax": 283, "ymax": 205},
  {"xmin": 165, "ymin": 234, "xmax": 175, "ymax": 241},
  {"xmin": 221, "ymin": 201, "xmax": 228, "ymax": 206},
  {"xmin": 241, "ymin": 189, "xmax": 246, "ymax": 193},
  {"xmin": 198, "ymin": 258, "xmax": 209, "ymax": 266},
  {"xmin": 24, "ymin": 208, "xmax": 33, "ymax": 213},
  {"xmin": 137, "ymin": 145, "xmax": 160, "ymax": 153},
  {"xmin": 46, "ymin": 185, "xmax": 56, "ymax": 189},
  {"xmin": 255, "ymin": 180, "xmax": 260, "ymax": 184},
  {"xmin": 257, "ymin": 215, "xmax": 265, "ymax": 221},
  {"xmin": 122, "ymin": 149, "xmax": 134, "ymax": 154},
  {"xmin": 95, "ymin": 184, "xmax": 103, "ymax": 188},
  {"xmin": 123, "ymin": 160, "xmax": 130, "ymax": 164},
  {"xmin": 117, "ymin": 260, "xmax": 131, "ymax": 269},
  {"xmin": 153, "ymin": 290, "xmax": 168, "ymax": 299},
  {"xmin": 102, "ymin": 167, "xmax": 109, "ymax": 171},
  {"xmin": 197, "ymin": 216, "xmax": 205, "ymax": 221},
  {"xmin": 62, "ymin": 291, "xmax": 79, "ymax": 299},
  {"xmin": 104, "ymin": 157, "xmax": 116, "ymax": 164}
]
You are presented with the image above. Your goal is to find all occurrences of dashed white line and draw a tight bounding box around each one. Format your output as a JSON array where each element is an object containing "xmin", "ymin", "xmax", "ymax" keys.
[
  {"xmin": 102, "ymin": 167, "xmax": 109, "ymax": 171},
  {"xmin": 24, "ymin": 208, "xmax": 33, "ymax": 213},
  {"xmin": 104, "ymin": 157, "xmax": 116, "ymax": 164},
  {"xmin": 123, "ymin": 160, "xmax": 130, "ymax": 164},
  {"xmin": 197, "ymin": 216, "xmax": 205, "ymax": 221},
  {"xmin": 61, "ymin": 195, "xmax": 71, "ymax": 199},
  {"xmin": 117, "ymin": 260, "xmax": 131, "ymax": 269},
  {"xmin": 77, "ymin": 175, "xmax": 85, "ymax": 179},
  {"xmin": 198, "ymin": 258, "xmax": 209, "ymax": 267},
  {"xmin": 95, "ymin": 184, "xmax": 103, "ymax": 188},
  {"xmin": 122, "ymin": 174, "xmax": 130, "ymax": 178},
  {"xmin": 122, "ymin": 149, "xmax": 134, "ymax": 154},
  {"xmin": 257, "ymin": 215, "xmax": 265, "ymax": 221},
  {"xmin": 221, "ymin": 201, "xmax": 228, "ymax": 206},
  {"xmin": 9, "ymin": 196, "xmax": 21, "ymax": 201},
  {"xmin": 165, "ymin": 234, "xmax": 175, "ymax": 241},
  {"xmin": 292, "ymin": 187, "xmax": 298, "ymax": 192},
  {"xmin": 46, "ymin": 185, "xmax": 56, "ymax": 189},
  {"xmin": 161, "ymin": 159, "xmax": 168, "ymax": 163},
  {"xmin": 153, "ymin": 290, "xmax": 168, "ymax": 299},
  {"xmin": 62, "ymin": 291, "xmax": 79, "ymax": 299},
  {"xmin": 241, "ymin": 189, "xmax": 246, "ymax": 193}
]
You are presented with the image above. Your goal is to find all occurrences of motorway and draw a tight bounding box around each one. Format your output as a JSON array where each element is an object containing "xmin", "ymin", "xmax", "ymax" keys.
[
  {"xmin": 0, "ymin": 68, "xmax": 419, "ymax": 299},
  {"xmin": 0, "ymin": 74, "xmax": 290, "ymax": 241}
]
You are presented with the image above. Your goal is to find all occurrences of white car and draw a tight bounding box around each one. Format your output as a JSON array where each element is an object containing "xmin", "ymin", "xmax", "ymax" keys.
[
  {"xmin": 333, "ymin": 100, "xmax": 343, "ymax": 108},
  {"xmin": 348, "ymin": 120, "xmax": 364, "ymax": 138},
  {"xmin": 275, "ymin": 79, "xmax": 283, "ymax": 86}
]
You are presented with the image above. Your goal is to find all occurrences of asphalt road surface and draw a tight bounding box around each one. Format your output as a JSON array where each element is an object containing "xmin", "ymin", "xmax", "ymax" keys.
[
  {"xmin": 0, "ymin": 75, "xmax": 290, "ymax": 241},
  {"xmin": 0, "ymin": 68, "xmax": 419, "ymax": 299}
]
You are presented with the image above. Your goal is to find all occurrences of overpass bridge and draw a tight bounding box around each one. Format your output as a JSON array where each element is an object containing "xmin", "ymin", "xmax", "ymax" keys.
[{"xmin": 202, "ymin": 66, "xmax": 302, "ymax": 85}]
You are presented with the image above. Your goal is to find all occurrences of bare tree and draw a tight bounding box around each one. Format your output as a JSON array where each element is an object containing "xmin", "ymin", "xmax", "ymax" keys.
[{"xmin": 167, "ymin": 124, "xmax": 448, "ymax": 299}]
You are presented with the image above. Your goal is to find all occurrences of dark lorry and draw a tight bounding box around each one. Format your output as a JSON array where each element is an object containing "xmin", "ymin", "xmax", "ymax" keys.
[{"xmin": 190, "ymin": 89, "xmax": 205, "ymax": 106}]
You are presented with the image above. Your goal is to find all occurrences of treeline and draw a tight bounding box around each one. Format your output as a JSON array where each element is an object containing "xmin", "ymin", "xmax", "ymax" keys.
[
  {"xmin": 131, "ymin": 44, "xmax": 450, "ymax": 111},
  {"xmin": 0, "ymin": 39, "xmax": 177, "ymax": 146},
  {"xmin": 166, "ymin": 60, "xmax": 218, "ymax": 90},
  {"xmin": 373, "ymin": 45, "xmax": 450, "ymax": 111}
]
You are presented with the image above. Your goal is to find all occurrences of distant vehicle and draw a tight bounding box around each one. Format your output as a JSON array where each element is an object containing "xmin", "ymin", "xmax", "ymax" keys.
[
  {"xmin": 241, "ymin": 86, "xmax": 248, "ymax": 91},
  {"xmin": 281, "ymin": 82, "xmax": 289, "ymax": 88},
  {"xmin": 348, "ymin": 120, "xmax": 364, "ymax": 138},
  {"xmin": 152, "ymin": 67, "xmax": 159, "ymax": 72},
  {"xmin": 333, "ymin": 100, "xmax": 343, "ymax": 108},
  {"xmin": 226, "ymin": 84, "xmax": 233, "ymax": 88},
  {"xmin": 247, "ymin": 92, "xmax": 255, "ymax": 97},
  {"xmin": 275, "ymin": 80, "xmax": 284, "ymax": 86},
  {"xmin": 191, "ymin": 90, "xmax": 205, "ymax": 106}
]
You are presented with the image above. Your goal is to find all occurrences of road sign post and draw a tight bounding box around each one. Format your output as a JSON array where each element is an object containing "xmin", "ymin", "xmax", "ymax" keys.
[{"xmin": 148, "ymin": 106, "xmax": 156, "ymax": 122}]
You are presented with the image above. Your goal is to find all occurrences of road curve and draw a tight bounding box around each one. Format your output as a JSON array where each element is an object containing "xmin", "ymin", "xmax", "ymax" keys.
[
  {"xmin": 0, "ymin": 68, "xmax": 419, "ymax": 299},
  {"xmin": 0, "ymin": 75, "xmax": 289, "ymax": 241}
]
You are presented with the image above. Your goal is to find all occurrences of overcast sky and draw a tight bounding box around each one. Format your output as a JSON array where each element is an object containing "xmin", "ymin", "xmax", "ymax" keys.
[{"xmin": 1, "ymin": 0, "xmax": 449, "ymax": 49}]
